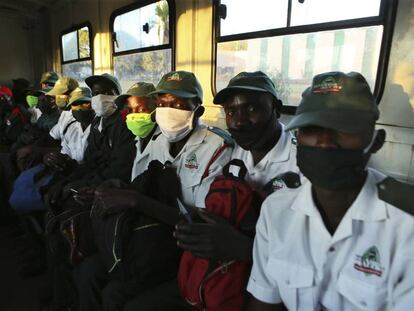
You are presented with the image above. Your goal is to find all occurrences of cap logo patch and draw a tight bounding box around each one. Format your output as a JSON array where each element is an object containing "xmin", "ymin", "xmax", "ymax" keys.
[
  {"xmin": 313, "ymin": 76, "xmax": 342, "ymax": 94},
  {"xmin": 166, "ymin": 73, "xmax": 182, "ymax": 82}
]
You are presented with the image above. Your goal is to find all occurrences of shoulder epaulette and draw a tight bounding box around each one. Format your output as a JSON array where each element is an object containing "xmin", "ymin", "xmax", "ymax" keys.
[
  {"xmin": 377, "ymin": 177, "xmax": 414, "ymax": 216},
  {"xmin": 207, "ymin": 126, "xmax": 234, "ymax": 147}
]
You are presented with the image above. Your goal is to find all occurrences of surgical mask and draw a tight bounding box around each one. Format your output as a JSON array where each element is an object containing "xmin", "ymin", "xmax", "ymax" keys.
[
  {"xmin": 55, "ymin": 95, "xmax": 69, "ymax": 108},
  {"xmin": 91, "ymin": 94, "xmax": 117, "ymax": 117},
  {"xmin": 72, "ymin": 109, "xmax": 95, "ymax": 124},
  {"xmin": 296, "ymin": 131, "xmax": 378, "ymax": 190},
  {"xmin": 155, "ymin": 107, "xmax": 194, "ymax": 143},
  {"xmin": 26, "ymin": 95, "xmax": 38, "ymax": 108},
  {"xmin": 126, "ymin": 112, "xmax": 156, "ymax": 138}
]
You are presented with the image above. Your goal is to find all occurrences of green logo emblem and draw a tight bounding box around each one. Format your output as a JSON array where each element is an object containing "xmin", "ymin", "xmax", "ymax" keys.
[
  {"xmin": 185, "ymin": 152, "xmax": 199, "ymax": 169},
  {"xmin": 166, "ymin": 72, "xmax": 182, "ymax": 81},
  {"xmin": 313, "ymin": 76, "xmax": 342, "ymax": 94},
  {"xmin": 354, "ymin": 246, "xmax": 384, "ymax": 277}
]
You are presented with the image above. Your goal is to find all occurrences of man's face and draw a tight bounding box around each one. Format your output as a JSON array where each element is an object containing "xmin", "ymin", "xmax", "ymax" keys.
[
  {"xmin": 91, "ymin": 82, "xmax": 117, "ymax": 96},
  {"xmin": 71, "ymin": 101, "xmax": 92, "ymax": 111},
  {"xmin": 41, "ymin": 82, "xmax": 54, "ymax": 90},
  {"xmin": 297, "ymin": 126, "xmax": 372, "ymax": 150},
  {"xmin": 223, "ymin": 92, "xmax": 275, "ymax": 130},
  {"xmin": 156, "ymin": 94, "xmax": 198, "ymax": 111},
  {"xmin": 126, "ymin": 96, "xmax": 156, "ymax": 114}
]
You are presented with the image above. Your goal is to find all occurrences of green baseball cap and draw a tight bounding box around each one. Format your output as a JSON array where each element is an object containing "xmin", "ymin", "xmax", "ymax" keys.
[
  {"xmin": 285, "ymin": 71, "xmax": 379, "ymax": 134},
  {"xmin": 68, "ymin": 87, "xmax": 92, "ymax": 106},
  {"xmin": 40, "ymin": 71, "xmax": 59, "ymax": 84},
  {"xmin": 213, "ymin": 71, "xmax": 281, "ymax": 107},
  {"xmin": 116, "ymin": 82, "xmax": 156, "ymax": 106},
  {"xmin": 85, "ymin": 73, "xmax": 122, "ymax": 95},
  {"xmin": 150, "ymin": 71, "xmax": 203, "ymax": 102},
  {"xmin": 47, "ymin": 76, "xmax": 79, "ymax": 96}
]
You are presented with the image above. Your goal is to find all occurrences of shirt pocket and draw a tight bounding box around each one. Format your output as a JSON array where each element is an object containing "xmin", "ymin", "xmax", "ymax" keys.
[
  {"xmin": 337, "ymin": 272, "xmax": 387, "ymax": 310},
  {"xmin": 179, "ymin": 171, "xmax": 203, "ymax": 206},
  {"xmin": 267, "ymin": 257, "xmax": 315, "ymax": 311}
]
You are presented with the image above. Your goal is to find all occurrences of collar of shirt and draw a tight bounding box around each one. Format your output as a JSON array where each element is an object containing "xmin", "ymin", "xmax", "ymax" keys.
[{"xmin": 290, "ymin": 169, "xmax": 388, "ymax": 243}]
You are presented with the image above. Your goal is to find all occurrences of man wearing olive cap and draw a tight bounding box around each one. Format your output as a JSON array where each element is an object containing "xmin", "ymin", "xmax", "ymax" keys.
[{"xmin": 247, "ymin": 72, "xmax": 414, "ymax": 311}]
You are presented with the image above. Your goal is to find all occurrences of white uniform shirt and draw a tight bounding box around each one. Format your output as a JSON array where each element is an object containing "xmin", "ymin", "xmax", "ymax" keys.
[
  {"xmin": 229, "ymin": 124, "xmax": 298, "ymax": 190},
  {"xmin": 131, "ymin": 125, "xmax": 232, "ymax": 208},
  {"xmin": 247, "ymin": 168, "xmax": 414, "ymax": 310},
  {"xmin": 28, "ymin": 107, "xmax": 42, "ymax": 124},
  {"xmin": 60, "ymin": 122, "xmax": 91, "ymax": 162},
  {"xmin": 49, "ymin": 110, "xmax": 75, "ymax": 140}
]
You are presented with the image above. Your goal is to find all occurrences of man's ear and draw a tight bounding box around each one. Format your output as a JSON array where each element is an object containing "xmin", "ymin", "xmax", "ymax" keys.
[
  {"xmin": 371, "ymin": 129, "xmax": 386, "ymax": 154},
  {"xmin": 194, "ymin": 105, "xmax": 205, "ymax": 118}
]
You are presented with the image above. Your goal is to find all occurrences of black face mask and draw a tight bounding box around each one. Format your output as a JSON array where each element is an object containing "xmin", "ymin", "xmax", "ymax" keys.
[
  {"xmin": 229, "ymin": 116, "xmax": 276, "ymax": 150},
  {"xmin": 72, "ymin": 109, "xmax": 95, "ymax": 124},
  {"xmin": 297, "ymin": 145, "xmax": 370, "ymax": 190},
  {"xmin": 38, "ymin": 97, "xmax": 56, "ymax": 115}
]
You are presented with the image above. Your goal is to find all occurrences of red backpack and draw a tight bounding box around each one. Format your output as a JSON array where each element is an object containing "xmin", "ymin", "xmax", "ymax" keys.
[{"xmin": 178, "ymin": 159, "xmax": 263, "ymax": 311}]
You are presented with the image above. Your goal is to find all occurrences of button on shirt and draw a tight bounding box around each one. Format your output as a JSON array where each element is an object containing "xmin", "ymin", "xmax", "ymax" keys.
[
  {"xmin": 229, "ymin": 123, "xmax": 298, "ymax": 190},
  {"xmin": 131, "ymin": 125, "xmax": 232, "ymax": 208},
  {"xmin": 60, "ymin": 121, "xmax": 91, "ymax": 162},
  {"xmin": 49, "ymin": 110, "xmax": 75, "ymax": 140},
  {"xmin": 247, "ymin": 168, "xmax": 414, "ymax": 310}
]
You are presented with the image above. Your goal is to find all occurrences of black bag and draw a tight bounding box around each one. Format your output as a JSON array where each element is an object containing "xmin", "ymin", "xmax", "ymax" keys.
[{"xmin": 90, "ymin": 160, "xmax": 182, "ymax": 284}]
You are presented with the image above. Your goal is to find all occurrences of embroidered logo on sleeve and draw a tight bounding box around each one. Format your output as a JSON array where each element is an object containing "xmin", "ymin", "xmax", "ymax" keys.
[
  {"xmin": 354, "ymin": 246, "xmax": 384, "ymax": 277},
  {"xmin": 185, "ymin": 152, "xmax": 199, "ymax": 169}
]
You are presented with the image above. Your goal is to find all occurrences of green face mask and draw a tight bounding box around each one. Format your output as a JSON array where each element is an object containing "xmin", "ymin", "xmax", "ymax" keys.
[
  {"xmin": 26, "ymin": 95, "xmax": 38, "ymax": 108},
  {"xmin": 126, "ymin": 112, "xmax": 156, "ymax": 138}
]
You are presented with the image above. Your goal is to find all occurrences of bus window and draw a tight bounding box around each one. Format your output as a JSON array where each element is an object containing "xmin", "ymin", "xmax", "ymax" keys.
[
  {"xmin": 214, "ymin": 0, "xmax": 396, "ymax": 109},
  {"xmin": 60, "ymin": 23, "xmax": 93, "ymax": 83},
  {"xmin": 111, "ymin": 0, "xmax": 175, "ymax": 91}
]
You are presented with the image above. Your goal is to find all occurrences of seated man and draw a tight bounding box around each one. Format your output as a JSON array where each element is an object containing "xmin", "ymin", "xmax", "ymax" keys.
[
  {"xmin": 247, "ymin": 72, "xmax": 414, "ymax": 310},
  {"xmin": 173, "ymin": 71, "xmax": 299, "ymax": 310},
  {"xmin": 48, "ymin": 76, "xmax": 79, "ymax": 140},
  {"xmin": 94, "ymin": 71, "xmax": 232, "ymax": 311}
]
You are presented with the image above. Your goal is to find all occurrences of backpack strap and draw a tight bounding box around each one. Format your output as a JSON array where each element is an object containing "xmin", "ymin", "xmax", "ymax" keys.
[
  {"xmin": 222, "ymin": 159, "xmax": 247, "ymax": 180},
  {"xmin": 63, "ymin": 120, "xmax": 77, "ymax": 136},
  {"xmin": 201, "ymin": 143, "xmax": 230, "ymax": 180},
  {"xmin": 377, "ymin": 177, "xmax": 414, "ymax": 216}
]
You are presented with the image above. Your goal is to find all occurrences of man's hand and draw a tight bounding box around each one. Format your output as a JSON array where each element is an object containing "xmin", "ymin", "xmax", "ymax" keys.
[
  {"xmin": 72, "ymin": 187, "xmax": 95, "ymax": 207},
  {"xmin": 174, "ymin": 209, "xmax": 253, "ymax": 261},
  {"xmin": 93, "ymin": 188, "xmax": 140, "ymax": 217},
  {"xmin": 43, "ymin": 152, "xmax": 76, "ymax": 172}
]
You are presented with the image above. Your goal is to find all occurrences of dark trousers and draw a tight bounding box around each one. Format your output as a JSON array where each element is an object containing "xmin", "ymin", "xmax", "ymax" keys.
[{"xmin": 123, "ymin": 279, "xmax": 196, "ymax": 311}]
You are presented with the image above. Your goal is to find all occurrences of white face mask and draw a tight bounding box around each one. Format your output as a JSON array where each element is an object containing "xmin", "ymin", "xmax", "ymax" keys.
[
  {"xmin": 91, "ymin": 94, "xmax": 117, "ymax": 118},
  {"xmin": 155, "ymin": 107, "xmax": 195, "ymax": 143}
]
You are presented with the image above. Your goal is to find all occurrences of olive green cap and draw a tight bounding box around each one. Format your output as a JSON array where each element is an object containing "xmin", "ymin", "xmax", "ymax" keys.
[
  {"xmin": 285, "ymin": 72, "xmax": 379, "ymax": 134},
  {"xmin": 47, "ymin": 76, "xmax": 79, "ymax": 96},
  {"xmin": 150, "ymin": 71, "xmax": 203, "ymax": 102},
  {"xmin": 40, "ymin": 71, "xmax": 59, "ymax": 84},
  {"xmin": 116, "ymin": 82, "xmax": 156, "ymax": 106},
  {"xmin": 68, "ymin": 87, "xmax": 92, "ymax": 106},
  {"xmin": 214, "ymin": 71, "xmax": 281, "ymax": 107},
  {"xmin": 85, "ymin": 73, "xmax": 122, "ymax": 95}
]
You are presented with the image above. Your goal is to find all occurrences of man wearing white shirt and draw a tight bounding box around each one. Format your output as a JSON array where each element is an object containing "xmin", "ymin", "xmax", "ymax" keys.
[{"xmin": 247, "ymin": 71, "xmax": 414, "ymax": 311}]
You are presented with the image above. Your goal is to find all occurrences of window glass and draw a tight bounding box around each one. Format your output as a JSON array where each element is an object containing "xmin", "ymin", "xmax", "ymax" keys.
[
  {"xmin": 113, "ymin": 0, "xmax": 169, "ymax": 53},
  {"xmin": 216, "ymin": 26, "xmax": 383, "ymax": 106},
  {"xmin": 62, "ymin": 31, "xmax": 78, "ymax": 62},
  {"xmin": 291, "ymin": 0, "xmax": 381, "ymax": 26},
  {"xmin": 62, "ymin": 60, "xmax": 93, "ymax": 83},
  {"xmin": 78, "ymin": 27, "xmax": 90, "ymax": 58},
  {"xmin": 113, "ymin": 49, "xmax": 172, "ymax": 91},
  {"xmin": 220, "ymin": 0, "xmax": 288, "ymax": 36}
]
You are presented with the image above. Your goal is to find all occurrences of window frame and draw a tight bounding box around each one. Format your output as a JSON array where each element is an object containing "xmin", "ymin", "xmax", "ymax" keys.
[
  {"xmin": 109, "ymin": 0, "xmax": 176, "ymax": 68},
  {"xmin": 212, "ymin": 0, "xmax": 398, "ymax": 113},
  {"xmin": 60, "ymin": 22, "xmax": 93, "ymax": 67}
]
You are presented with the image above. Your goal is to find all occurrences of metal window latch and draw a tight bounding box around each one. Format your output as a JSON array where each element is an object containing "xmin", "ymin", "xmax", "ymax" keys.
[{"xmin": 142, "ymin": 22, "xmax": 149, "ymax": 34}]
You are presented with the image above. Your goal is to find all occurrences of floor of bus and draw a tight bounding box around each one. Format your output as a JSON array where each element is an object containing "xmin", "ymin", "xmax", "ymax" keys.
[{"xmin": 0, "ymin": 223, "xmax": 48, "ymax": 311}]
